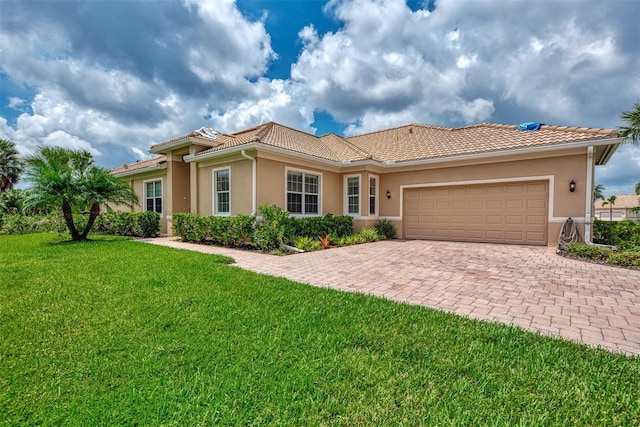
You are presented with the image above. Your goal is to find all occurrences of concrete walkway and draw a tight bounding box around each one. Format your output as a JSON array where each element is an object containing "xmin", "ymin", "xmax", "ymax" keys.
[{"xmin": 139, "ymin": 237, "xmax": 640, "ymax": 356}]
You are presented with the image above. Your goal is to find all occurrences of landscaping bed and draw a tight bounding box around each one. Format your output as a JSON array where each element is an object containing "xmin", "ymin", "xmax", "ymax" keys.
[{"xmin": 559, "ymin": 220, "xmax": 640, "ymax": 269}]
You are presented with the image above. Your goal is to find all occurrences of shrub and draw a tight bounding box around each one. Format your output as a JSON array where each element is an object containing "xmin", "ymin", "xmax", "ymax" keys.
[
  {"xmin": 358, "ymin": 227, "xmax": 380, "ymax": 243},
  {"xmin": 566, "ymin": 243, "xmax": 613, "ymax": 261},
  {"xmin": 253, "ymin": 221, "xmax": 284, "ymax": 251},
  {"xmin": 0, "ymin": 214, "xmax": 61, "ymax": 235},
  {"xmin": 593, "ymin": 220, "xmax": 640, "ymax": 250},
  {"xmin": 94, "ymin": 211, "xmax": 161, "ymax": 237},
  {"xmin": 292, "ymin": 235, "xmax": 319, "ymax": 252},
  {"xmin": 373, "ymin": 218, "xmax": 396, "ymax": 239},
  {"xmin": 607, "ymin": 251, "xmax": 640, "ymax": 268},
  {"xmin": 136, "ymin": 211, "xmax": 161, "ymax": 237}
]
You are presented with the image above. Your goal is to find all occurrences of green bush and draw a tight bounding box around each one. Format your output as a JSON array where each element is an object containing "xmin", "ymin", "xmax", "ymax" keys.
[
  {"xmin": 0, "ymin": 214, "xmax": 61, "ymax": 235},
  {"xmin": 358, "ymin": 227, "xmax": 380, "ymax": 243},
  {"xmin": 94, "ymin": 211, "xmax": 161, "ymax": 237},
  {"xmin": 607, "ymin": 251, "xmax": 640, "ymax": 268},
  {"xmin": 172, "ymin": 205, "xmax": 355, "ymax": 251},
  {"xmin": 373, "ymin": 218, "xmax": 397, "ymax": 239},
  {"xmin": 292, "ymin": 236, "xmax": 319, "ymax": 252},
  {"xmin": 172, "ymin": 212, "xmax": 255, "ymax": 247},
  {"xmin": 593, "ymin": 220, "xmax": 640, "ymax": 250},
  {"xmin": 566, "ymin": 243, "xmax": 613, "ymax": 261}
]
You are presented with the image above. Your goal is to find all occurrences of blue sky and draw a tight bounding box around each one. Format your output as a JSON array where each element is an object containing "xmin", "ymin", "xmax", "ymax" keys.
[{"xmin": 0, "ymin": 0, "xmax": 638, "ymax": 195}]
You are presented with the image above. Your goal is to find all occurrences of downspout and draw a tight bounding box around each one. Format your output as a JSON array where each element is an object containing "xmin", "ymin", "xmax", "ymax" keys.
[
  {"xmin": 241, "ymin": 150, "xmax": 257, "ymax": 215},
  {"xmin": 584, "ymin": 145, "xmax": 594, "ymax": 243}
]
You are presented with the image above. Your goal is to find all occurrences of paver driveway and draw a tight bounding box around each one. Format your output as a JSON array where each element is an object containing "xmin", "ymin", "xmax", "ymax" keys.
[{"xmin": 141, "ymin": 238, "xmax": 640, "ymax": 356}]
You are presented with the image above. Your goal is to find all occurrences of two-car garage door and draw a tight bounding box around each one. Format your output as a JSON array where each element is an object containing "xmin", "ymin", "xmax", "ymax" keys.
[{"xmin": 404, "ymin": 181, "xmax": 548, "ymax": 245}]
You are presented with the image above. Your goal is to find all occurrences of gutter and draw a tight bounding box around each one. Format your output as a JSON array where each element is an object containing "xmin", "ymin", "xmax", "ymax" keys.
[{"xmin": 240, "ymin": 150, "xmax": 257, "ymax": 215}]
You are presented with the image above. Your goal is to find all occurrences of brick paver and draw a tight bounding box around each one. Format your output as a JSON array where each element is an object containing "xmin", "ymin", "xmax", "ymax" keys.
[{"xmin": 140, "ymin": 238, "xmax": 640, "ymax": 356}]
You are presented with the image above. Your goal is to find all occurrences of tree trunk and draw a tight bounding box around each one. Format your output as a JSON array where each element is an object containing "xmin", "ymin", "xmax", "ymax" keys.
[
  {"xmin": 61, "ymin": 200, "xmax": 82, "ymax": 241},
  {"xmin": 81, "ymin": 202, "xmax": 101, "ymax": 240}
]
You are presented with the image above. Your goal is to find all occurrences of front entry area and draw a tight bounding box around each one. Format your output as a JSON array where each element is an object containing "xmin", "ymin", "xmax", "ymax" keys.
[{"xmin": 403, "ymin": 181, "xmax": 549, "ymax": 245}]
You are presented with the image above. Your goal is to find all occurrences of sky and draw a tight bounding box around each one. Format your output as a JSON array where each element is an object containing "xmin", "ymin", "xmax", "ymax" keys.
[{"xmin": 0, "ymin": 0, "xmax": 639, "ymax": 196}]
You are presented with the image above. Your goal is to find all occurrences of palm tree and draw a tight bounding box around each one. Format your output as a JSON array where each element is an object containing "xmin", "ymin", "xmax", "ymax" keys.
[
  {"xmin": 594, "ymin": 183, "xmax": 605, "ymax": 201},
  {"xmin": 635, "ymin": 180, "xmax": 640, "ymax": 195},
  {"xmin": 620, "ymin": 101, "xmax": 640, "ymax": 145},
  {"xmin": 0, "ymin": 138, "xmax": 23, "ymax": 192},
  {"xmin": 24, "ymin": 146, "xmax": 138, "ymax": 241},
  {"xmin": 602, "ymin": 195, "xmax": 617, "ymax": 221}
]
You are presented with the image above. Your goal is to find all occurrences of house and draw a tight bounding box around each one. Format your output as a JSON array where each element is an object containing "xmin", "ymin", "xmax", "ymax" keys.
[
  {"xmin": 111, "ymin": 121, "xmax": 622, "ymax": 246},
  {"xmin": 594, "ymin": 194, "xmax": 640, "ymax": 221}
]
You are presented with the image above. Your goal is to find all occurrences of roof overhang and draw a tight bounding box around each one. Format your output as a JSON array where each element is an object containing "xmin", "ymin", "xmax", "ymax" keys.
[
  {"xmin": 149, "ymin": 137, "xmax": 220, "ymax": 155},
  {"xmin": 182, "ymin": 136, "xmax": 624, "ymax": 170},
  {"xmin": 112, "ymin": 162, "xmax": 166, "ymax": 178}
]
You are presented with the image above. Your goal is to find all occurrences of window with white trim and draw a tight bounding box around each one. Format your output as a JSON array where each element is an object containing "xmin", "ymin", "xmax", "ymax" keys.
[
  {"xmin": 287, "ymin": 170, "xmax": 319, "ymax": 215},
  {"xmin": 369, "ymin": 176, "xmax": 378, "ymax": 216},
  {"xmin": 214, "ymin": 169, "xmax": 230, "ymax": 215},
  {"xmin": 145, "ymin": 180, "xmax": 162, "ymax": 213},
  {"xmin": 347, "ymin": 176, "xmax": 360, "ymax": 215}
]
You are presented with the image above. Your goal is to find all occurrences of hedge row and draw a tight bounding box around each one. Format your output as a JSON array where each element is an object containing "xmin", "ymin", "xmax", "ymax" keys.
[
  {"xmin": 0, "ymin": 211, "xmax": 160, "ymax": 238},
  {"xmin": 173, "ymin": 204, "xmax": 354, "ymax": 251},
  {"xmin": 566, "ymin": 243, "xmax": 640, "ymax": 268},
  {"xmin": 592, "ymin": 219, "xmax": 640, "ymax": 250}
]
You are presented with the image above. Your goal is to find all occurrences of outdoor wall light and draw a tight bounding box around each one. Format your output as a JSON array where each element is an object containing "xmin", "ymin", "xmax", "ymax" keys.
[
  {"xmin": 569, "ymin": 180, "xmax": 576, "ymax": 192},
  {"xmin": 386, "ymin": 190, "xmax": 391, "ymax": 199}
]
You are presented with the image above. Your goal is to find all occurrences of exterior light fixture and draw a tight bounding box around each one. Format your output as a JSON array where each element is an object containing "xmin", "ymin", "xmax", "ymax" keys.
[
  {"xmin": 386, "ymin": 190, "xmax": 391, "ymax": 199},
  {"xmin": 569, "ymin": 180, "xmax": 576, "ymax": 192}
]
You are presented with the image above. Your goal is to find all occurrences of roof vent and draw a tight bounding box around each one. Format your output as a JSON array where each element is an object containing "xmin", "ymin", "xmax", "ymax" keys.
[
  {"xmin": 195, "ymin": 127, "xmax": 221, "ymax": 139},
  {"xmin": 517, "ymin": 122, "xmax": 542, "ymax": 131}
]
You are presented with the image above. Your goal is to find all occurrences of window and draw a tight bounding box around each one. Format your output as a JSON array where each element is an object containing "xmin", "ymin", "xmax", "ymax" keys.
[
  {"xmin": 214, "ymin": 169, "xmax": 230, "ymax": 215},
  {"xmin": 369, "ymin": 176, "xmax": 378, "ymax": 216},
  {"xmin": 145, "ymin": 180, "xmax": 162, "ymax": 213},
  {"xmin": 287, "ymin": 170, "xmax": 319, "ymax": 215},
  {"xmin": 347, "ymin": 176, "xmax": 360, "ymax": 215}
]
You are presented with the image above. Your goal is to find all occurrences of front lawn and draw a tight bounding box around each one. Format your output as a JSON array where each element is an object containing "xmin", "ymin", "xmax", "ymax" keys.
[{"xmin": 1, "ymin": 234, "xmax": 639, "ymax": 425}]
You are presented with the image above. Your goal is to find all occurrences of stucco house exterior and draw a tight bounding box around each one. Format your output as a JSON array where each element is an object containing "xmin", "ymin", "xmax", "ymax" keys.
[
  {"xmin": 594, "ymin": 194, "xmax": 640, "ymax": 221},
  {"xmin": 111, "ymin": 121, "xmax": 622, "ymax": 246}
]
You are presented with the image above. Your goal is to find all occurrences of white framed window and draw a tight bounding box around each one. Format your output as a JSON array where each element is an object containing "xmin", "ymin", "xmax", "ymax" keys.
[
  {"xmin": 345, "ymin": 174, "xmax": 360, "ymax": 216},
  {"xmin": 286, "ymin": 168, "xmax": 321, "ymax": 215},
  {"xmin": 144, "ymin": 179, "xmax": 162, "ymax": 213},
  {"xmin": 213, "ymin": 168, "xmax": 230, "ymax": 215},
  {"xmin": 369, "ymin": 175, "xmax": 379, "ymax": 216}
]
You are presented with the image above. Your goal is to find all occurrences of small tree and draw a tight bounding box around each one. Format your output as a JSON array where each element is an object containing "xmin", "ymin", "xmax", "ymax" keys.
[
  {"xmin": 602, "ymin": 195, "xmax": 617, "ymax": 221},
  {"xmin": 0, "ymin": 138, "xmax": 23, "ymax": 192},
  {"xmin": 24, "ymin": 146, "xmax": 138, "ymax": 241}
]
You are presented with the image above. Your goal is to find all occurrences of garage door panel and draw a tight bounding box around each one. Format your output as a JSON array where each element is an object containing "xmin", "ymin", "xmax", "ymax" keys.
[{"xmin": 404, "ymin": 181, "xmax": 548, "ymax": 245}]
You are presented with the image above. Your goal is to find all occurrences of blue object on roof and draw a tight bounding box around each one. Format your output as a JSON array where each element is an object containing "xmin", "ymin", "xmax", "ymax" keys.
[{"xmin": 517, "ymin": 122, "xmax": 542, "ymax": 131}]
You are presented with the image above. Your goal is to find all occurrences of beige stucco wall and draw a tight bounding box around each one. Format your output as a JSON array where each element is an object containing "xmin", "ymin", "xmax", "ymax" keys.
[
  {"xmin": 111, "ymin": 169, "xmax": 168, "ymax": 234},
  {"xmin": 256, "ymin": 157, "xmax": 342, "ymax": 215},
  {"xmin": 196, "ymin": 157, "xmax": 253, "ymax": 216}
]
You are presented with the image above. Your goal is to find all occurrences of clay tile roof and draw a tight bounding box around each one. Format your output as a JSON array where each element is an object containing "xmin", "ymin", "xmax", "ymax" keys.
[
  {"xmin": 110, "ymin": 155, "xmax": 166, "ymax": 175},
  {"xmin": 193, "ymin": 122, "xmax": 372, "ymax": 162},
  {"xmin": 594, "ymin": 194, "xmax": 640, "ymax": 209},
  {"xmin": 346, "ymin": 123, "xmax": 619, "ymax": 163}
]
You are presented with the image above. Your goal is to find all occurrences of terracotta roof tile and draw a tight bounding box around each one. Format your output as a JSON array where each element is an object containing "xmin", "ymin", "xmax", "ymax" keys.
[
  {"xmin": 346, "ymin": 123, "xmax": 619, "ymax": 163},
  {"xmin": 121, "ymin": 122, "xmax": 620, "ymax": 172},
  {"xmin": 111, "ymin": 156, "xmax": 166, "ymax": 175}
]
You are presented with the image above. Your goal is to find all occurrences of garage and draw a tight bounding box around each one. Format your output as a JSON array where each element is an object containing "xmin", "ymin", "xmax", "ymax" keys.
[{"xmin": 404, "ymin": 181, "xmax": 549, "ymax": 245}]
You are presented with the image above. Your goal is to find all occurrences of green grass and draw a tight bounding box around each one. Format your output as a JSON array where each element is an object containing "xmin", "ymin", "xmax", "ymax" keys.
[{"xmin": 1, "ymin": 234, "xmax": 639, "ymax": 426}]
